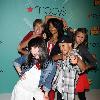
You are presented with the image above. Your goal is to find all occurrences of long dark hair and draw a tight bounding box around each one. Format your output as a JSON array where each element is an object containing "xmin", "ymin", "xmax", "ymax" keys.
[
  {"xmin": 27, "ymin": 37, "xmax": 48, "ymax": 69},
  {"xmin": 44, "ymin": 18, "xmax": 64, "ymax": 41}
]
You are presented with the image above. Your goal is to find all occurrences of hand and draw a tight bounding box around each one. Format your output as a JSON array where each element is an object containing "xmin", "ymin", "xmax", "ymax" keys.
[
  {"xmin": 20, "ymin": 73, "xmax": 26, "ymax": 80},
  {"xmin": 61, "ymin": 18, "xmax": 68, "ymax": 29},
  {"xmin": 43, "ymin": 92, "xmax": 49, "ymax": 100},
  {"xmin": 43, "ymin": 95, "xmax": 49, "ymax": 100},
  {"xmin": 69, "ymin": 55, "xmax": 78, "ymax": 65},
  {"xmin": 52, "ymin": 54, "xmax": 62, "ymax": 61}
]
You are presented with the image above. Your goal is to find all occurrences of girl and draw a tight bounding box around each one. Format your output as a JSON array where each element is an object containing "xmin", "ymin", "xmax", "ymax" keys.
[
  {"xmin": 11, "ymin": 37, "xmax": 56, "ymax": 100},
  {"xmin": 44, "ymin": 18, "xmax": 64, "ymax": 100},
  {"xmin": 72, "ymin": 28, "xmax": 97, "ymax": 100}
]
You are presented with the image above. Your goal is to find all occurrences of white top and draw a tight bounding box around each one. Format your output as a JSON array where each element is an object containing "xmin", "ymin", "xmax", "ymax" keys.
[{"xmin": 18, "ymin": 65, "xmax": 41, "ymax": 92}]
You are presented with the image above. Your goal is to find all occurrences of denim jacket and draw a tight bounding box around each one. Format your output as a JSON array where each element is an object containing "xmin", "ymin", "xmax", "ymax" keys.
[
  {"xmin": 13, "ymin": 55, "xmax": 34, "ymax": 74},
  {"xmin": 13, "ymin": 55, "xmax": 56, "ymax": 92},
  {"xmin": 39, "ymin": 60, "xmax": 56, "ymax": 92}
]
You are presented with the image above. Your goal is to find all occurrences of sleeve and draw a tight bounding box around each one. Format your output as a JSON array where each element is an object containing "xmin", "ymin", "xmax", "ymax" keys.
[
  {"xmin": 13, "ymin": 56, "xmax": 27, "ymax": 68},
  {"xmin": 72, "ymin": 52, "xmax": 84, "ymax": 74},
  {"xmin": 20, "ymin": 31, "xmax": 33, "ymax": 44},
  {"xmin": 80, "ymin": 46, "xmax": 97, "ymax": 69},
  {"xmin": 39, "ymin": 60, "xmax": 56, "ymax": 92},
  {"xmin": 52, "ymin": 60, "xmax": 62, "ymax": 90},
  {"xmin": 73, "ymin": 65, "xmax": 83, "ymax": 74}
]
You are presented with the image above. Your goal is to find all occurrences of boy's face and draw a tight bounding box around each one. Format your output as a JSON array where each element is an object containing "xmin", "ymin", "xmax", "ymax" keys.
[
  {"xmin": 59, "ymin": 43, "xmax": 72, "ymax": 55},
  {"xmin": 34, "ymin": 23, "xmax": 44, "ymax": 35}
]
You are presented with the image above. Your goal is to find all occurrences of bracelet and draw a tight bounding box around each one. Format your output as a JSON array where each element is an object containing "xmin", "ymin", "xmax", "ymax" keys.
[{"xmin": 18, "ymin": 71, "xmax": 24, "ymax": 77}]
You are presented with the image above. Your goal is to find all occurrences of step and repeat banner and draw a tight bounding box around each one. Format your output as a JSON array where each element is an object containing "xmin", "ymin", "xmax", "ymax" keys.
[{"xmin": 0, "ymin": 0, "xmax": 100, "ymax": 93}]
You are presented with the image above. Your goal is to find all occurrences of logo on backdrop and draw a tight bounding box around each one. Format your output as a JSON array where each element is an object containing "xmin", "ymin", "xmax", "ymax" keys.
[
  {"xmin": 0, "ymin": 66, "xmax": 3, "ymax": 73},
  {"xmin": 26, "ymin": 5, "xmax": 67, "ymax": 17},
  {"xmin": 24, "ymin": 0, "xmax": 68, "ymax": 16},
  {"xmin": 0, "ymin": 41, "xmax": 3, "ymax": 45}
]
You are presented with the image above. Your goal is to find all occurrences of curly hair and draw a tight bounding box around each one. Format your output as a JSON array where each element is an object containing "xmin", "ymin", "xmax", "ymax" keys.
[{"xmin": 44, "ymin": 18, "xmax": 64, "ymax": 41}]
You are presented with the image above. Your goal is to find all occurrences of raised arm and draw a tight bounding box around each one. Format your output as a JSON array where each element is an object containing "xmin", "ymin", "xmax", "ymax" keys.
[
  {"xmin": 69, "ymin": 53, "xmax": 87, "ymax": 71},
  {"xmin": 77, "ymin": 56, "xmax": 87, "ymax": 71},
  {"xmin": 45, "ymin": 15, "xmax": 68, "ymax": 29},
  {"xmin": 17, "ymin": 31, "xmax": 34, "ymax": 55}
]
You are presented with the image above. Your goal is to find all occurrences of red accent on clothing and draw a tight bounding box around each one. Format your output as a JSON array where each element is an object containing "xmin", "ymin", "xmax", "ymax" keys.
[
  {"xmin": 49, "ymin": 90, "xmax": 55, "ymax": 100},
  {"xmin": 75, "ymin": 74, "xmax": 90, "ymax": 92},
  {"xmin": 21, "ymin": 31, "xmax": 33, "ymax": 43},
  {"xmin": 47, "ymin": 42, "xmax": 55, "ymax": 55},
  {"xmin": 36, "ymin": 63, "xmax": 41, "ymax": 70}
]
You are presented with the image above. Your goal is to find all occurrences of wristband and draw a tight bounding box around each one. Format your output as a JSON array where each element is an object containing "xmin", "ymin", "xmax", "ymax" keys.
[{"xmin": 18, "ymin": 71, "xmax": 24, "ymax": 77}]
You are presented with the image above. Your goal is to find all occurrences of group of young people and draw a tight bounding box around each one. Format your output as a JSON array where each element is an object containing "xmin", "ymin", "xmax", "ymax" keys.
[{"xmin": 11, "ymin": 15, "xmax": 97, "ymax": 100}]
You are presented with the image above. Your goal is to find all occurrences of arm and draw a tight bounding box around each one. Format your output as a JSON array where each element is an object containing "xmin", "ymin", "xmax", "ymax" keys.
[
  {"xmin": 81, "ymin": 46, "xmax": 97, "ymax": 70},
  {"xmin": 18, "ymin": 39, "xmax": 31, "ymax": 55},
  {"xmin": 18, "ymin": 44, "xmax": 28, "ymax": 55},
  {"xmin": 77, "ymin": 56, "xmax": 87, "ymax": 71},
  {"xmin": 43, "ymin": 92, "xmax": 49, "ymax": 100},
  {"xmin": 17, "ymin": 31, "xmax": 33, "ymax": 55},
  {"xmin": 69, "ymin": 54, "xmax": 87, "ymax": 71},
  {"xmin": 39, "ymin": 60, "xmax": 56, "ymax": 92},
  {"xmin": 13, "ymin": 56, "xmax": 27, "ymax": 76},
  {"xmin": 52, "ymin": 53, "xmax": 62, "ymax": 61}
]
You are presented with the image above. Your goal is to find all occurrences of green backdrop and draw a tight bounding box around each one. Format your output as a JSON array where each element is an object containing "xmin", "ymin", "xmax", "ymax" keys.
[{"xmin": 0, "ymin": 0, "xmax": 100, "ymax": 93}]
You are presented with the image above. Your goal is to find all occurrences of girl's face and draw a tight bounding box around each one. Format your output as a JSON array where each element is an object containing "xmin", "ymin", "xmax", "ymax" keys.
[
  {"xmin": 75, "ymin": 32, "xmax": 85, "ymax": 45},
  {"xmin": 49, "ymin": 23, "xmax": 58, "ymax": 35},
  {"xmin": 31, "ymin": 47, "xmax": 39, "ymax": 59},
  {"xmin": 59, "ymin": 43, "xmax": 71, "ymax": 55},
  {"xmin": 34, "ymin": 23, "xmax": 44, "ymax": 35}
]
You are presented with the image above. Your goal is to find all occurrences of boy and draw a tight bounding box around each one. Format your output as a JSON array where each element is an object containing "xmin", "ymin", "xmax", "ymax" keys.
[
  {"xmin": 52, "ymin": 36, "xmax": 86, "ymax": 100},
  {"xmin": 18, "ymin": 19, "xmax": 44, "ymax": 55}
]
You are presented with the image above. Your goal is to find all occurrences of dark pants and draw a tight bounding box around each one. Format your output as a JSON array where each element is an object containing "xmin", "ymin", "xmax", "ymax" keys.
[
  {"xmin": 57, "ymin": 90, "xmax": 86, "ymax": 100},
  {"xmin": 57, "ymin": 90, "xmax": 64, "ymax": 100},
  {"xmin": 78, "ymin": 92, "xmax": 86, "ymax": 100},
  {"xmin": 33, "ymin": 97, "xmax": 35, "ymax": 100}
]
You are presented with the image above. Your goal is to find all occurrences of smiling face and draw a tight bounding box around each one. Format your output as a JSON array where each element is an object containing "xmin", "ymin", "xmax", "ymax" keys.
[
  {"xmin": 49, "ymin": 23, "xmax": 58, "ymax": 35},
  {"xmin": 75, "ymin": 32, "xmax": 85, "ymax": 45},
  {"xmin": 59, "ymin": 43, "xmax": 72, "ymax": 55},
  {"xmin": 30, "ymin": 46, "xmax": 40, "ymax": 59},
  {"xmin": 34, "ymin": 23, "xmax": 44, "ymax": 35}
]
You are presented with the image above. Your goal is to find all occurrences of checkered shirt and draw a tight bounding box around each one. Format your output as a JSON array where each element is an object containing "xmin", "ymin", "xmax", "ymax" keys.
[{"xmin": 52, "ymin": 49, "xmax": 83, "ymax": 100}]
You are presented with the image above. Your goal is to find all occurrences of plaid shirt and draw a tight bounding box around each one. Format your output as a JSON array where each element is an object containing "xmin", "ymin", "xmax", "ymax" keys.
[{"xmin": 52, "ymin": 49, "xmax": 83, "ymax": 100}]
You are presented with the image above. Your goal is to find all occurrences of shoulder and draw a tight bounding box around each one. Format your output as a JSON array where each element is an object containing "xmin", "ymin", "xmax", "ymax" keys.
[
  {"xmin": 78, "ymin": 45, "xmax": 88, "ymax": 53},
  {"xmin": 79, "ymin": 45, "xmax": 88, "ymax": 50},
  {"xmin": 20, "ymin": 31, "xmax": 33, "ymax": 43},
  {"xmin": 15, "ymin": 55, "xmax": 28, "ymax": 62},
  {"xmin": 72, "ymin": 49, "xmax": 82, "ymax": 60}
]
